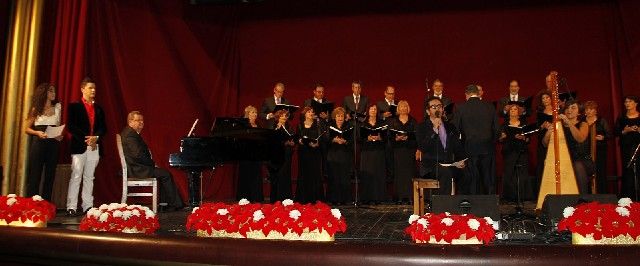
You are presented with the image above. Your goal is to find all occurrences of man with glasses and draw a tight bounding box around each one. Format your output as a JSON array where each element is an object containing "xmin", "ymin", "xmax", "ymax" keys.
[
  {"xmin": 260, "ymin": 82, "xmax": 290, "ymax": 128},
  {"xmin": 376, "ymin": 86, "xmax": 396, "ymax": 120},
  {"xmin": 416, "ymin": 97, "xmax": 467, "ymax": 195}
]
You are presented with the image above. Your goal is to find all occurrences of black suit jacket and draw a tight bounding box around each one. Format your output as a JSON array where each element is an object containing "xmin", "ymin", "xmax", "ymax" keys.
[
  {"xmin": 121, "ymin": 126, "xmax": 155, "ymax": 178},
  {"xmin": 453, "ymin": 97, "xmax": 500, "ymax": 155},
  {"xmin": 67, "ymin": 102, "xmax": 107, "ymax": 155},
  {"xmin": 416, "ymin": 119, "xmax": 467, "ymax": 175},
  {"xmin": 376, "ymin": 100, "xmax": 394, "ymax": 120},
  {"xmin": 342, "ymin": 95, "xmax": 369, "ymax": 115},
  {"xmin": 260, "ymin": 96, "xmax": 291, "ymax": 128},
  {"xmin": 497, "ymin": 95, "xmax": 529, "ymax": 117}
]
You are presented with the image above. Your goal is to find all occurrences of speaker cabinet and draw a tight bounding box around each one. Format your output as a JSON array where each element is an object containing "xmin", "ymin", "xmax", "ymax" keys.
[{"xmin": 430, "ymin": 195, "xmax": 500, "ymax": 221}]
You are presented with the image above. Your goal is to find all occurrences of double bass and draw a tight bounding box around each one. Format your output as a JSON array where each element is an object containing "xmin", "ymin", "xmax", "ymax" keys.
[{"xmin": 536, "ymin": 71, "xmax": 579, "ymax": 210}]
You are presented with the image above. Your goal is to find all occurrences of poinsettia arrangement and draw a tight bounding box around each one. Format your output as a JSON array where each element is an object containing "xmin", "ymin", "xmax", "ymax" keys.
[
  {"xmin": 404, "ymin": 212, "xmax": 497, "ymax": 244},
  {"xmin": 557, "ymin": 198, "xmax": 640, "ymax": 240},
  {"xmin": 79, "ymin": 203, "xmax": 159, "ymax": 234},
  {"xmin": 0, "ymin": 194, "xmax": 56, "ymax": 224},
  {"xmin": 186, "ymin": 199, "xmax": 347, "ymax": 237}
]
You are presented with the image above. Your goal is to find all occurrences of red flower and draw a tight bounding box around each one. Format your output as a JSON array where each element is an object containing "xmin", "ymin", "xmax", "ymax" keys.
[
  {"xmin": 0, "ymin": 195, "xmax": 56, "ymax": 224},
  {"xmin": 79, "ymin": 203, "xmax": 159, "ymax": 234},
  {"xmin": 405, "ymin": 213, "xmax": 496, "ymax": 244},
  {"xmin": 557, "ymin": 199, "xmax": 640, "ymax": 240}
]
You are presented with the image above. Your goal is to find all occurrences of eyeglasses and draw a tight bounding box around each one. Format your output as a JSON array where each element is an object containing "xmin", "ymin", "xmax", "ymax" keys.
[{"xmin": 429, "ymin": 104, "xmax": 443, "ymax": 109}]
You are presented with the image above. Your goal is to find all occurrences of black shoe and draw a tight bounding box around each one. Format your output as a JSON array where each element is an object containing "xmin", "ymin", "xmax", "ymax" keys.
[{"xmin": 66, "ymin": 209, "xmax": 77, "ymax": 217}]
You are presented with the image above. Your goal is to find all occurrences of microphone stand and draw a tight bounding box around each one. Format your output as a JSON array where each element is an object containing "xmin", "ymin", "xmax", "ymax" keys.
[
  {"xmin": 627, "ymin": 142, "xmax": 640, "ymax": 202},
  {"xmin": 351, "ymin": 111, "xmax": 365, "ymax": 208}
]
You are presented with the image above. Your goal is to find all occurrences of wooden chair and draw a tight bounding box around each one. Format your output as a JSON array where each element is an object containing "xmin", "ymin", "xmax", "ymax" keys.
[
  {"xmin": 116, "ymin": 134, "xmax": 158, "ymax": 213},
  {"xmin": 412, "ymin": 178, "xmax": 440, "ymax": 215}
]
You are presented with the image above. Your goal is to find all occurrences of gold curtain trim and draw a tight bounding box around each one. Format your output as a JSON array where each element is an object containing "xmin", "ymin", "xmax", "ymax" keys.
[{"xmin": 1, "ymin": 0, "xmax": 44, "ymax": 195}]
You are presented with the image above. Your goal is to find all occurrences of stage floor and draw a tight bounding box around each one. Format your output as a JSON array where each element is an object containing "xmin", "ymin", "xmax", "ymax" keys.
[{"xmin": 49, "ymin": 200, "xmax": 565, "ymax": 245}]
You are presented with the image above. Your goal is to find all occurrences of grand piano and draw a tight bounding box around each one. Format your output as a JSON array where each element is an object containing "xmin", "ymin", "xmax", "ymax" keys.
[{"xmin": 169, "ymin": 118, "xmax": 283, "ymax": 207}]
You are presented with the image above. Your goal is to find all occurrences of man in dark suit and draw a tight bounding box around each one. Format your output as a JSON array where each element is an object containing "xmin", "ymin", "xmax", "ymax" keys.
[
  {"xmin": 303, "ymin": 83, "xmax": 330, "ymax": 122},
  {"xmin": 453, "ymin": 85, "xmax": 500, "ymax": 195},
  {"xmin": 342, "ymin": 81, "xmax": 369, "ymax": 121},
  {"xmin": 416, "ymin": 97, "xmax": 468, "ymax": 195},
  {"xmin": 260, "ymin": 82, "xmax": 290, "ymax": 129},
  {"xmin": 66, "ymin": 77, "xmax": 107, "ymax": 216},
  {"xmin": 121, "ymin": 111, "xmax": 184, "ymax": 210},
  {"xmin": 376, "ymin": 86, "xmax": 396, "ymax": 121},
  {"xmin": 423, "ymin": 79, "xmax": 453, "ymax": 120},
  {"xmin": 497, "ymin": 80, "xmax": 529, "ymax": 117}
]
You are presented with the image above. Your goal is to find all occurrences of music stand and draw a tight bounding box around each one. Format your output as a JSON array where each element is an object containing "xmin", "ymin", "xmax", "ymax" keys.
[
  {"xmin": 349, "ymin": 111, "xmax": 367, "ymax": 208},
  {"xmin": 627, "ymin": 142, "xmax": 640, "ymax": 202}
]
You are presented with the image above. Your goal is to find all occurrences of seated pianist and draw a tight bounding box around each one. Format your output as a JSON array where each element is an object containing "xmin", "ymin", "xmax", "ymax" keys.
[{"xmin": 121, "ymin": 111, "xmax": 184, "ymax": 211}]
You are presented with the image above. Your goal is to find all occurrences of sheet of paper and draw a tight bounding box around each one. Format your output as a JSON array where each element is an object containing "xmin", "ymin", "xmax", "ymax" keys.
[{"xmin": 45, "ymin": 124, "xmax": 65, "ymax": 138}]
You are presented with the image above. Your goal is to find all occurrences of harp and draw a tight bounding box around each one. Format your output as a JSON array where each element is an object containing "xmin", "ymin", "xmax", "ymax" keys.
[{"xmin": 536, "ymin": 71, "xmax": 579, "ymax": 210}]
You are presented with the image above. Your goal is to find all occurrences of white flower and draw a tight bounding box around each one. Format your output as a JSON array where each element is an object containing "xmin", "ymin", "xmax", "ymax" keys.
[
  {"xmin": 113, "ymin": 210, "xmax": 123, "ymax": 218},
  {"xmin": 217, "ymin": 208, "xmax": 229, "ymax": 215},
  {"xmin": 484, "ymin": 217, "xmax": 493, "ymax": 224},
  {"xmin": 122, "ymin": 210, "xmax": 133, "ymax": 220},
  {"xmin": 485, "ymin": 217, "xmax": 499, "ymax": 230},
  {"xmin": 88, "ymin": 208, "xmax": 101, "ymax": 218},
  {"xmin": 616, "ymin": 206, "xmax": 630, "ymax": 217},
  {"xmin": 7, "ymin": 194, "xmax": 16, "ymax": 198},
  {"xmin": 331, "ymin": 209, "xmax": 342, "ymax": 219},
  {"xmin": 253, "ymin": 210, "xmax": 265, "ymax": 222},
  {"xmin": 282, "ymin": 199, "xmax": 294, "ymax": 206},
  {"xmin": 32, "ymin": 195, "xmax": 43, "ymax": 201},
  {"xmin": 239, "ymin": 198, "xmax": 250, "ymax": 205},
  {"xmin": 145, "ymin": 209, "xmax": 155, "ymax": 219},
  {"xmin": 408, "ymin": 214, "xmax": 420, "ymax": 224},
  {"xmin": 99, "ymin": 204, "xmax": 109, "ymax": 210},
  {"xmin": 126, "ymin": 204, "xmax": 142, "ymax": 210},
  {"xmin": 618, "ymin": 198, "xmax": 633, "ymax": 207},
  {"xmin": 289, "ymin": 210, "xmax": 301, "ymax": 220},
  {"xmin": 444, "ymin": 212, "xmax": 451, "ymax": 216},
  {"xmin": 107, "ymin": 202, "xmax": 126, "ymax": 211},
  {"xmin": 99, "ymin": 213, "xmax": 110, "ymax": 222},
  {"xmin": 468, "ymin": 219, "xmax": 480, "ymax": 231},
  {"xmin": 417, "ymin": 218, "xmax": 429, "ymax": 228},
  {"xmin": 131, "ymin": 209, "xmax": 141, "ymax": 217},
  {"xmin": 563, "ymin": 206, "xmax": 575, "ymax": 218},
  {"xmin": 441, "ymin": 217, "xmax": 454, "ymax": 226},
  {"xmin": 192, "ymin": 207, "xmax": 200, "ymax": 214},
  {"xmin": 6, "ymin": 198, "xmax": 17, "ymax": 206}
]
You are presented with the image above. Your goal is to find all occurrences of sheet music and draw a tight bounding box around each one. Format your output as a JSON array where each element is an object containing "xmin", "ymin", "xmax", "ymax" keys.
[
  {"xmin": 45, "ymin": 125, "xmax": 65, "ymax": 138},
  {"xmin": 439, "ymin": 158, "xmax": 468, "ymax": 167}
]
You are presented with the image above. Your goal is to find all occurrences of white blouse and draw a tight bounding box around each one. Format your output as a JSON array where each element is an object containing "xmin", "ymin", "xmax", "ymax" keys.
[{"xmin": 34, "ymin": 102, "xmax": 61, "ymax": 126}]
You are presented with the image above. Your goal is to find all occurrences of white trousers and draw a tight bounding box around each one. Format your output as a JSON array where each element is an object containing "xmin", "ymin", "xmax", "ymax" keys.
[{"xmin": 67, "ymin": 145, "xmax": 99, "ymax": 211}]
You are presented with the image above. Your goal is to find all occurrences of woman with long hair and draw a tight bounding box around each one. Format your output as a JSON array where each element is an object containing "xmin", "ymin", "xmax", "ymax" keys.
[
  {"xmin": 616, "ymin": 95, "xmax": 640, "ymax": 199},
  {"xmin": 387, "ymin": 100, "xmax": 417, "ymax": 204},
  {"xmin": 25, "ymin": 83, "xmax": 62, "ymax": 201},
  {"xmin": 236, "ymin": 105, "xmax": 264, "ymax": 202}
]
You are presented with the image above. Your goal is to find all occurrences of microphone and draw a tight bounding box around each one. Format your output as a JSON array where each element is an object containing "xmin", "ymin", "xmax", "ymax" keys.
[
  {"xmin": 426, "ymin": 77, "xmax": 430, "ymax": 92},
  {"xmin": 434, "ymin": 110, "xmax": 441, "ymax": 118}
]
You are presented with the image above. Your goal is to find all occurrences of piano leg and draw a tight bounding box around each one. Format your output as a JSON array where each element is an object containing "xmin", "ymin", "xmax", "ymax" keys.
[{"xmin": 187, "ymin": 170, "xmax": 202, "ymax": 208}]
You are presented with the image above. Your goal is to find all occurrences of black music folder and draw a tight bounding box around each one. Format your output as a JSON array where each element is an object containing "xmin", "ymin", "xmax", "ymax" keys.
[
  {"xmin": 360, "ymin": 125, "xmax": 388, "ymax": 138},
  {"xmin": 329, "ymin": 126, "xmax": 353, "ymax": 139},
  {"xmin": 274, "ymin": 104, "xmax": 300, "ymax": 114},
  {"xmin": 388, "ymin": 104, "xmax": 398, "ymax": 115},
  {"xmin": 311, "ymin": 101, "xmax": 334, "ymax": 115},
  {"xmin": 504, "ymin": 123, "xmax": 539, "ymax": 137},
  {"xmin": 275, "ymin": 126, "xmax": 298, "ymax": 141},
  {"xmin": 388, "ymin": 128, "xmax": 415, "ymax": 139}
]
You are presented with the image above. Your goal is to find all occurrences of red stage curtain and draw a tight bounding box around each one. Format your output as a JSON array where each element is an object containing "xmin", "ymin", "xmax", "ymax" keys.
[{"xmin": 37, "ymin": 0, "xmax": 640, "ymax": 205}]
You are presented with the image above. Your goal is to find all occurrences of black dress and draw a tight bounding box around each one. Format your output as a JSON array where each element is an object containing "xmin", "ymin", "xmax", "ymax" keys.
[
  {"xmin": 563, "ymin": 122, "xmax": 595, "ymax": 194},
  {"xmin": 388, "ymin": 116, "xmax": 417, "ymax": 201},
  {"xmin": 237, "ymin": 123, "xmax": 264, "ymax": 202},
  {"xmin": 535, "ymin": 111, "xmax": 553, "ymax": 195},
  {"xmin": 616, "ymin": 115, "xmax": 640, "ymax": 199},
  {"xmin": 269, "ymin": 124, "xmax": 294, "ymax": 202},
  {"xmin": 326, "ymin": 121, "xmax": 353, "ymax": 204},
  {"xmin": 360, "ymin": 119, "xmax": 387, "ymax": 203},
  {"xmin": 589, "ymin": 118, "xmax": 611, "ymax": 194},
  {"xmin": 296, "ymin": 121, "xmax": 324, "ymax": 203},
  {"xmin": 500, "ymin": 120, "xmax": 533, "ymax": 201}
]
